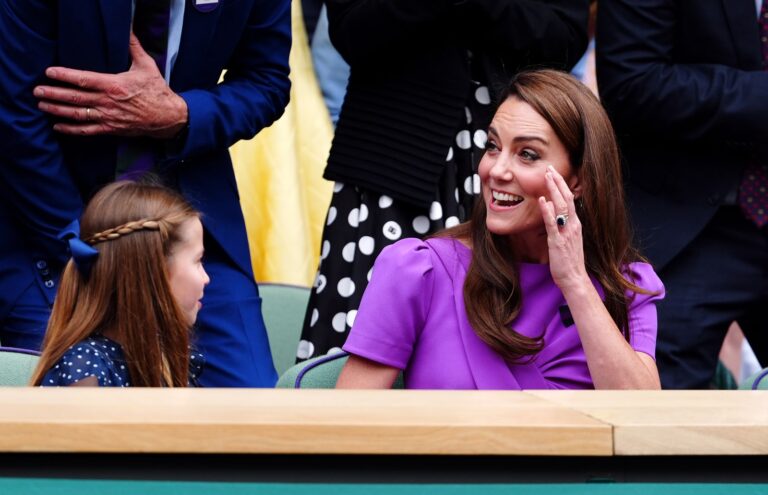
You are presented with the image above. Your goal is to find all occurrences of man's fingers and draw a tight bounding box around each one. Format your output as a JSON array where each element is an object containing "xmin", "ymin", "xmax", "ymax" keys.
[
  {"xmin": 45, "ymin": 67, "xmax": 113, "ymax": 91},
  {"xmin": 38, "ymin": 101, "xmax": 93, "ymax": 121},
  {"xmin": 52, "ymin": 122, "xmax": 113, "ymax": 136},
  {"xmin": 128, "ymin": 32, "xmax": 158, "ymax": 71},
  {"xmin": 34, "ymin": 85, "xmax": 102, "ymax": 107}
]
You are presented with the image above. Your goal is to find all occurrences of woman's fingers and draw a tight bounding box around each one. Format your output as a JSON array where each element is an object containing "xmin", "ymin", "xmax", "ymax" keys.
[
  {"xmin": 538, "ymin": 196, "xmax": 559, "ymax": 236},
  {"xmin": 548, "ymin": 165, "xmax": 577, "ymax": 216},
  {"xmin": 545, "ymin": 169, "xmax": 569, "ymax": 218}
]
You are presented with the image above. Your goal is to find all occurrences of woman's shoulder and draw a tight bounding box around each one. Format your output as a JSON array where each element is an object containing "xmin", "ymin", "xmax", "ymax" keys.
[
  {"xmin": 378, "ymin": 237, "xmax": 469, "ymax": 271},
  {"xmin": 381, "ymin": 236, "xmax": 469, "ymax": 257},
  {"xmin": 623, "ymin": 261, "xmax": 665, "ymax": 297}
]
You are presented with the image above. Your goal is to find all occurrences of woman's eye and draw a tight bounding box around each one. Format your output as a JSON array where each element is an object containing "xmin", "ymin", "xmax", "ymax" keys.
[
  {"xmin": 484, "ymin": 140, "xmax": 499, "ymax": 152},
  {"xmin": 520, "ymin": 149, "xmax": 540, "ymax": 161}
]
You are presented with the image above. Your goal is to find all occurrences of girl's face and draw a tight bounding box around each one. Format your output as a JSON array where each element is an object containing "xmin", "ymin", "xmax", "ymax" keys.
[
  {"xmin": 478, "ymin": 97, "xmax": 579, "ymax": 260},
  {"xmin": 167, "ymin": 218, "xmax": 209, "ymax": 326}
]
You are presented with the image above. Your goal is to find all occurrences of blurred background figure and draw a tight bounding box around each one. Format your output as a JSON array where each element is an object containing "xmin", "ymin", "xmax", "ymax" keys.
[
  {"xmin": 297, "ymin": 0, "xmax": 590, "ymax": 361},
  {"xmin": 231, "ymin": 0, "xmax": 334, "ymax": 288},
  {"xmin": 570, "ymin": 0, "xmax": 598, "ymax": 96},
  {"xmin": 310, "ymin": 4, "xmax": 350, "ymax": 127},
  {"xmin": 597, "ymin": 0, "xmax": 768, "ymax": 389}
]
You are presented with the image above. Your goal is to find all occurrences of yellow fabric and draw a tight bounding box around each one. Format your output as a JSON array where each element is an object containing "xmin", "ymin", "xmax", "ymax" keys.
[{"xmin": 230, "ymin": 1, "xmax": 333, "ymax": 286}]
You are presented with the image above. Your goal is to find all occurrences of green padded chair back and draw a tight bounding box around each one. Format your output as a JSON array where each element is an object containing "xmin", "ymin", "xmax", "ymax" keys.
[
  {"xmin": 259, "ymin": 283, "xmax": 311, "ymax": 376},
  {"xmin": 711, "ymin": 360, "xmax": 738, "ymax": 390},
  {"xmin": 739, "ymin": 367, "xmax": 768, "ymax": 390},
  {"xmin": 276, "ymin": 352, "xmax": 405, "ymax": 389},
  {"xmin": 0, "ymin": 347, "xmax": 40, "ymax": 386}
]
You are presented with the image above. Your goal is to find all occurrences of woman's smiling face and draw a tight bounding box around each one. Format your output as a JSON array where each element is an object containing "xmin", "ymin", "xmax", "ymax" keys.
[{"xmin": 478, "ymin": 97, "xmax": 578, "ymax": 258}]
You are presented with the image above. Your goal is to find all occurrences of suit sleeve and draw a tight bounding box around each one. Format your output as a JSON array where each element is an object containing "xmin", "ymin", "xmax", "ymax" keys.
[
  {"xmin": 169, "ymin": 0, "xmax": 292, "ymax": 160},
  {"xmin": 597, "ymin": 0, "xmax": 768, "ymax": 144},
  {"xmin": 327, "ymin": 0, "xmax": 588, "ymax": 70},
  {"xmin": 0, "ymin": 0, "xmax": 84, "ymax": 266}
]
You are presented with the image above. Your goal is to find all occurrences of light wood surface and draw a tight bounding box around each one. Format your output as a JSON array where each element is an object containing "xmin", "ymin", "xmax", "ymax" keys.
[
  {"xmin": 0, "ymin": 388, "xmax": 610, "ymax": 455},
  {"xmin": 530, "ymin": 390, "xmax": 768, "ymax": 455},
  {"xmin": 2, "ymin": 388, "xmax": 766, "ymax": 456}
]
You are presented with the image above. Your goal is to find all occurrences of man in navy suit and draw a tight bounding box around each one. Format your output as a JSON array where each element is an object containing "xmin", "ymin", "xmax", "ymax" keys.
[
  {"xmin": 597, "ymin": 0, "xmax": 768, "ymax": 388},
  {"xmin": 0, "ymin": 0, "xmax": 291, "ymax": 387}
]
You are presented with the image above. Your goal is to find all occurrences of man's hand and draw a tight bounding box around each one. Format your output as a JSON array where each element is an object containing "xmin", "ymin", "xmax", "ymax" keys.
[{"xmin": 34, "ymin": 33, "xmax": 188, "ymax": 139}]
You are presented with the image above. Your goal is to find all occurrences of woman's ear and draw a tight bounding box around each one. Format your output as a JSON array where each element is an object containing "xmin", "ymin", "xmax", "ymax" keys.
[{"xmin": 568, "ymin": 174, "xmax": 583, "ymax": 199}]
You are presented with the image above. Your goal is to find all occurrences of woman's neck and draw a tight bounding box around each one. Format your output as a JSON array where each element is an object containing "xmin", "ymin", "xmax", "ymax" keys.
[{"xmin": 507, "ymin": 230, "xmax": 549, "ymax": 264}]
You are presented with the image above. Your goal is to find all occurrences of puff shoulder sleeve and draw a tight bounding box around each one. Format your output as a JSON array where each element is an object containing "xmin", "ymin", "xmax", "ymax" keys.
[
  {"xmin": 342, "ymin": 238, "xmax": 435, "ymax": 369},
  {"xmin": 624, "ymin": 262, "xmax": 665, "ymax": 359}
]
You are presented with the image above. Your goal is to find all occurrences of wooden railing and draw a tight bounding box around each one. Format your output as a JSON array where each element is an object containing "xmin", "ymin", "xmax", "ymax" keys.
[{"xmin": 0, "ymin": 389, "xmax": 765, "ymax": 456}]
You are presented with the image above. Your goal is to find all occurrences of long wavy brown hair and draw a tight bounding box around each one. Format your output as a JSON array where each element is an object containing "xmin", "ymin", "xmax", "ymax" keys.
[
  {"xmin": 31, "ymin": 181, "xmax": 199, "ymax": 387},
  {"xmin": 442, "ymin": 69, "xmax": 649, "ymax": 362}
]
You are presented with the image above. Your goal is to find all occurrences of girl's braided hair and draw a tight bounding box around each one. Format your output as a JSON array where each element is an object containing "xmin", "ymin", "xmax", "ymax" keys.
[
  {"xmin": 86, "ymin": 218, "xmax": 161, "ymax": 244},
  {"xmin": 31, "ymin": 180, "xmax": 200, "ymax": 388}
]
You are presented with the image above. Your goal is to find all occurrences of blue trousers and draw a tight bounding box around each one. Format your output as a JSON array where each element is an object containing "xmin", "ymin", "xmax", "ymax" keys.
[
  {"xmin": 655, "ymin": 206, "xmax": 768, "ymax": 389},
  {"xmin": 2, "ymin": 279, "xmax": 50, "ymax": 350},
  {"xmin": 194, "ymin": 234, "xmax": 277, "ymax": 387}
]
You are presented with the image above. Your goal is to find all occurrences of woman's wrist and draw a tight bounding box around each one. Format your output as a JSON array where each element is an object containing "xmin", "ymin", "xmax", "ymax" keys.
[{"xmin": 557, "ymin": 272, "xmax": 593, "ymax": 298}]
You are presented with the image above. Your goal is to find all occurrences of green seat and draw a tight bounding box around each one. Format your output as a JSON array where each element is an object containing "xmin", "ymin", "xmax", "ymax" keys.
[
  {"xmin": 0, "ymin": 347, "xmax": 40, "ymax": 386},
  {"xmin": 277, "ymin": 352, "xmax": 405, "ymax": 389},
  {"xmin": 259, "ymin": 283, "xmax": 311, "ymax": 376},
  {"xmin": 711, "ymin": 360, "xmax": 738, "ymax": 390},
  {"xmin": 739, "ymin": 367, "xmax": 768, "ymax": 390}
]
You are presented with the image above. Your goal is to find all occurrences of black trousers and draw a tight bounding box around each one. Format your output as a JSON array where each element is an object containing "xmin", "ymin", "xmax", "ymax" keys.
[{"xmin": 656, "ymin": 206, "xmax": 768, "ymax": 389}]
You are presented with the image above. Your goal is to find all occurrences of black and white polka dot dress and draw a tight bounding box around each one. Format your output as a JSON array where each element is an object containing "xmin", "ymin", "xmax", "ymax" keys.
[{"xmin": 297, "ymin": 72, "xmax": 495, "ymax": 361}]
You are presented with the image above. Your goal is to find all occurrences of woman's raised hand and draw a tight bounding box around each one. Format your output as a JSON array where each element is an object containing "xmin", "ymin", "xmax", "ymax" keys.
[{"xmin": 538, "ymin": 165, "xmax": 590, "ymax": 293}]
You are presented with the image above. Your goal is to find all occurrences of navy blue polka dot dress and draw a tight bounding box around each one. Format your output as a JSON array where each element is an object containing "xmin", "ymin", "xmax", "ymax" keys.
[{"xmin": 41, "ymin": 335, "xmax": 204, "ymax": 387}]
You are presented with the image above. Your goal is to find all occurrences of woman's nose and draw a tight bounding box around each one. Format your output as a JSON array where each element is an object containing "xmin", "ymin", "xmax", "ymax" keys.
[{"xmin": 489, "ymin": 157, "xmax": 514, "ymax": 181}]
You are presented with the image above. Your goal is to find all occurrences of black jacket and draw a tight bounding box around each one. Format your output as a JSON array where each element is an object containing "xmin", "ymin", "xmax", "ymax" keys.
[
  {"xmin": 598, "ymin": 0, "xmax": 768, "ymax": 268},
  {"xmin": 324, "ymin": 0, "xmax": 589, "ymax": 207}
]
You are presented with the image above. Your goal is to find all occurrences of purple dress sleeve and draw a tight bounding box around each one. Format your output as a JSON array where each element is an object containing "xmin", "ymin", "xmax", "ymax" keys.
[
  {"xmin": 342, "ymin": 238, "xmax": 435, "ymax": 369},
  {"xmin": 625, "ymin": 262, "xmax": 666, "ymax": 359}
]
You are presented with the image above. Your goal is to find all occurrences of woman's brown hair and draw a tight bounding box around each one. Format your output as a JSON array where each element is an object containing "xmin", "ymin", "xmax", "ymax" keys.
[
  {"xmin": 443, "ymin": 69, "xmax": 648, "ymax": 362},
  {"xmin": 31, "ymin": 181, "xmax": 199, "ymax": 387}
]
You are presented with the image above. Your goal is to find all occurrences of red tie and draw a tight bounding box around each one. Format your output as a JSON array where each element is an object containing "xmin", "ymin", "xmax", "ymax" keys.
[{"xmin": 738, "ymin": 0, "xmax": 768, "ymax": 227}]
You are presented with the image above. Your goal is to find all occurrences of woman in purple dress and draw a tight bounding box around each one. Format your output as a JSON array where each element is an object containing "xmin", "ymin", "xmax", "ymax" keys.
[{"xmin": 336, "ymin": 70, "xmax": 664, "ymax": 390}]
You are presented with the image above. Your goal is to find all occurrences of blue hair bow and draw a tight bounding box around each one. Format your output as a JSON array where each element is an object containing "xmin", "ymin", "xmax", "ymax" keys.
[{"xmin": 58, "ymin": 220, "xmax": 99, "ymax": 277}]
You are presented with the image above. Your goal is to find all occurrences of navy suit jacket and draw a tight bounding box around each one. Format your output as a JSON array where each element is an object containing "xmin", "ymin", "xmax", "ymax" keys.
[
  {"xmin": 597, "ymin": 0, "xmax": 768, "ymax": 269},
  {"xmin": 0, "ymin": 0, "xmax": 291, "ymax": 321}
]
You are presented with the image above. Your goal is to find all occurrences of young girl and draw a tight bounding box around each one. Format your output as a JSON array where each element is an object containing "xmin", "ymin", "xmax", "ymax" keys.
[{"xmin": 31, "ymin": 181, "xmax": 209, "ymax": 387}]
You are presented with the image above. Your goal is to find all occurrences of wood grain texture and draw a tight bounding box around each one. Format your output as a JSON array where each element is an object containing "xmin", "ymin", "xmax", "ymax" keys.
[
  {"xmin": 530, "ymin": 390, "xmax": 768, "ymax": 455},
  {"xmin": 0, "ymin": 389, "xmax": 611, "ymax": 455}
]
